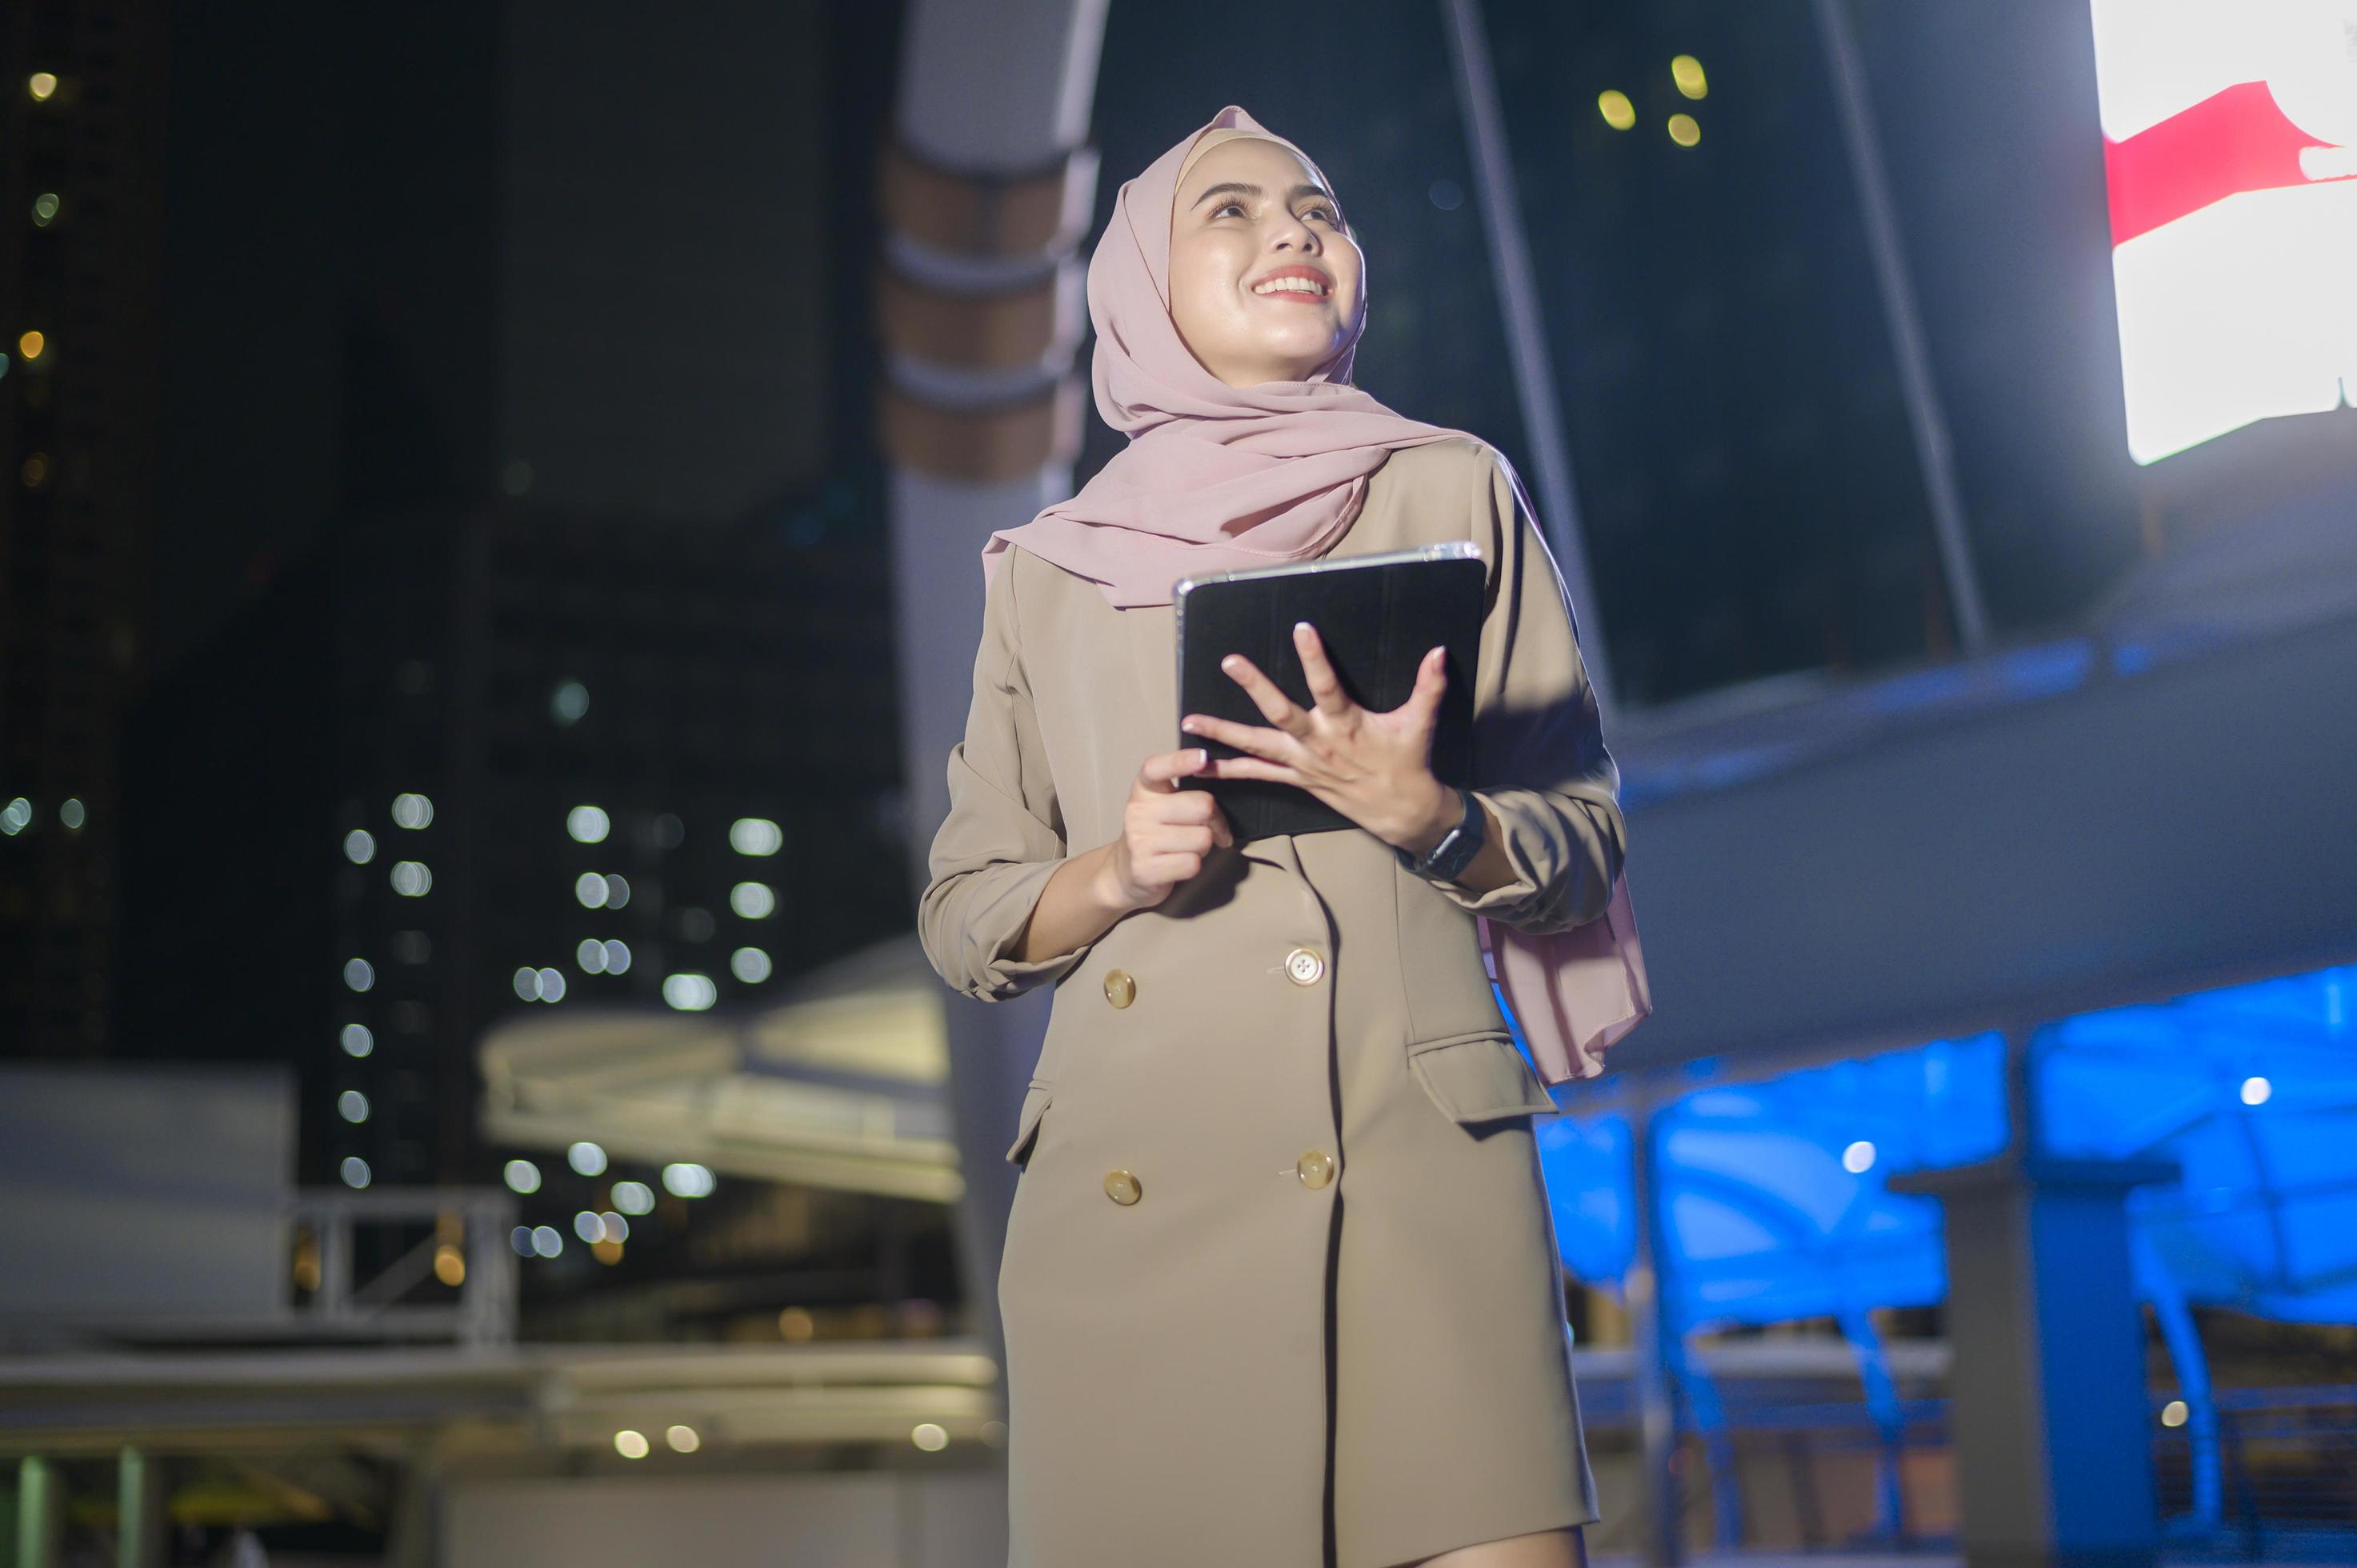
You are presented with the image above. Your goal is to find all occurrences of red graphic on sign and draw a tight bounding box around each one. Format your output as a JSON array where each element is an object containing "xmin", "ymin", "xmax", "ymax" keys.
[{"xmin": 2102, "ymin": 78, "xmax": 2350, "ymax": 246}]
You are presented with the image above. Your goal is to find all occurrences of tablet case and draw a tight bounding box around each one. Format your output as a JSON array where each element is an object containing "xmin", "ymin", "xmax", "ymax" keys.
[{"xmin": 1173, "ymin": 542, "xmax": 1485, "ymax": 842}]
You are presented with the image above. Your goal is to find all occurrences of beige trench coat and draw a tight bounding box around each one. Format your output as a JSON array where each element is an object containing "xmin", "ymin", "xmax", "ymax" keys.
[{"xmin": 919, "ymin": 437, "xmax": 1625, "ymax": 1567}]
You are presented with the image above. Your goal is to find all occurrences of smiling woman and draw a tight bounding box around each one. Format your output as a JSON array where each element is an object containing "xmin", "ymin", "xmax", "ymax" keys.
[{"xmin": 924, "ymin": 104, "xmax": 1638, "ymax": 1568}]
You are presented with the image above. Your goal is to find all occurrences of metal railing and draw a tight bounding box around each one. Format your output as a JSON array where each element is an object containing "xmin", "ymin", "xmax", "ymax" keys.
[{"xmin": 286, "ymin": 1187, "xmax": 518, "ymax": 1346}]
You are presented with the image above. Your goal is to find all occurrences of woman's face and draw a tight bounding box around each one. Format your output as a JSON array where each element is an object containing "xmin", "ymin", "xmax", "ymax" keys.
[{"xmin": 1169, "ymin": 136, "xmax": 1363, "ymax": 388}]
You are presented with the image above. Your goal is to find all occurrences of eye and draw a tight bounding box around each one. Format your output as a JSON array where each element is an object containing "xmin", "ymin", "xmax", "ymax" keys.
[{"xmin": 1306, "ymin": 202, "xmax": 1339, "ymax": 223}]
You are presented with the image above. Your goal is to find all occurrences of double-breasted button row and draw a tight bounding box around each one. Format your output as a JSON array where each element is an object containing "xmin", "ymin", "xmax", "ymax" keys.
[
  {"xmin": 1104, "ymin": 1158, "xmax": 1331, "ymax": 1202},
  {"xmin": 1106, "ymin": 953, "xmax": 1319, "ymax": 1001}
]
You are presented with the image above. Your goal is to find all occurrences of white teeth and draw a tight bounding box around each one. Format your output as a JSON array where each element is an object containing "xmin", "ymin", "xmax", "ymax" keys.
[{"xmin": 1252, "ymin": 276, "xmax": 1327, "ymax": 296}]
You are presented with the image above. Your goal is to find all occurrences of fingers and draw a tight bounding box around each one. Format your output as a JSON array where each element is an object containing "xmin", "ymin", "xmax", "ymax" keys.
[
  {"xmin": 1405, "ymin": 645, "xmax": 1448, "ymax": 724},
  {"xmin": 1195, "ymin": 754, "xmax": 1302, "ymax": 786},
  {"xmin": 1178, "ymin": 711, "xmax": 1287, "ymax": 759},
  {"xmin": 1133, "ymin": 750, "xmax": 1234, "ymax": 850},
  {"xmin": 1138, "ymin": 746, "xmax": 1214, "ymax": 791},
  {"xmin": 1291, "ymin": 622, "xmax": 1353, "ymax": 717},
  {"xmin": 1219, "ymin": 654, "xmax": 1313, "ymax": 734},
  {"xmin": 1123, "ymin": 742, "xmax": 1237, "ymax": 887}
]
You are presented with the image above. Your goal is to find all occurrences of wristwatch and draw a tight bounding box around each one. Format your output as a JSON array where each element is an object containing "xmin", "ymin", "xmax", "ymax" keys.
[{"xmin": 1397, "ymin": 786, "xmax": 1484, "ymax": 882}]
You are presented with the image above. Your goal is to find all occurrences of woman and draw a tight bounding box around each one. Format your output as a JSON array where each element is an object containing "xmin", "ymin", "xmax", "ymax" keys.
[{"xmin": 918, "ymin": 105, "xmax": 1647, "ymax": 1568}]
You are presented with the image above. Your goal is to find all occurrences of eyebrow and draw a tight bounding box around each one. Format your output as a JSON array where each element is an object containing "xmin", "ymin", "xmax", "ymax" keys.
[{"xmin": 1189, "ymin": 179, "xmax": 1339, "ymax": 213}]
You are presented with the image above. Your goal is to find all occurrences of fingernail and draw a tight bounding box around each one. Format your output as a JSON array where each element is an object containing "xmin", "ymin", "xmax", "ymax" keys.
[
  {"xmin": 1295, "ymin": 621, "xmax": 1311, "ymax": 634},
  {"xmin": 1195, "ymin": 748, "xmax": 1208, "ymax": 764},
  {"xmin": 1221, "ymin": 654, "xmax": 1239, "ymax": 669}
]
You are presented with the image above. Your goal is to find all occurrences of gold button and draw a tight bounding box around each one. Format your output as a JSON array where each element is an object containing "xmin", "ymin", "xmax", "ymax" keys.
[
  {"xmin": 1102, "ymin": 969, "xmax": 1136, "ymax": 1008},
  {"xmin": 1285, "ymin": 946, "xmax": 1325, "ymax": 986},
  {"xmin": 1103, "ymin": 1169, "xmax": 1142, "ymax": 1205},
  {"xmin": 1296, "ymin": 1149, "xmax": 1335, "ymax": 1189}
]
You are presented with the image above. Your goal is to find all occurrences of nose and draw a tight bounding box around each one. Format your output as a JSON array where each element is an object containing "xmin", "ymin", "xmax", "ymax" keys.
[
  {"xmin": 1267, "ymin": 209, "xmax": 1317, "ymax": 249},
  {"xmin": 1271, "ymin": 219, "xmax": 1318, "ymax": 253}
]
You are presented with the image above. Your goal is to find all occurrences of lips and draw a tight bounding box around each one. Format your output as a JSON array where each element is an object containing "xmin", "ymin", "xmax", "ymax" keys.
[{"xmin": 1248, "ymin": 263, "xmax": 1333, "ymax": 300}]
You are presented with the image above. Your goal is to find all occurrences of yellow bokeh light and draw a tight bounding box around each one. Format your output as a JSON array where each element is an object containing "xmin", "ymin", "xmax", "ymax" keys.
[
  {"xmin": 1668, "ymin": 114, "xmax": 1702, "ymax": 148},
  {"xmin": 1672, "ymin": 55, "xmax": 1708, "ymax": 100},
  {"xmin": 18, "ymin": 330, "xmax": 45, "ymax": 361},
  {"xmin": 1597, "ymin": 90, "xmax": 1636, "ymax": 132},
  {"xmin": 433, "ymin": 1244, "xmax": 466, "ymax": 1286},
  {"xmin": 22, "ymin": 454, "xmax": 50, "ymax": 488},
  {"xmin": 29, "ymin": 73, "xmax": 58, "ymax": 102},
  {"xmin": 33, "ymin": 194, "xmax": 60, "ymax": 227},
  {"xmin": 2160, "ymin": 1399, "xmax": 2188, "ymax": 1428}
]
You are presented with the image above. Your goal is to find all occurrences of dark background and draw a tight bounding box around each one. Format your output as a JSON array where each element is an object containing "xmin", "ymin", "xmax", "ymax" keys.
[{"xmin": 5, "ymin": 0, "xmax": 2335, "ymax": 1327}]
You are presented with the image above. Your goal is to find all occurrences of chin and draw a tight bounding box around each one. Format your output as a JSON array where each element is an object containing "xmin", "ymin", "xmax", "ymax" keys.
[{"xmin": 1248, "ymin": 323, "xmax": 1340, "ymax": 359}]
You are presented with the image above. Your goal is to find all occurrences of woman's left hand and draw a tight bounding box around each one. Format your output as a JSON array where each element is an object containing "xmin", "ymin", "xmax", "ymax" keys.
[{"xmin": 1179, "ymin": 622, "xmax": 1456, "ymax": 855}]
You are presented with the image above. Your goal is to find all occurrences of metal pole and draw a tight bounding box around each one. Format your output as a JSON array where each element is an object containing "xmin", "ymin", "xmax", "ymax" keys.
[
  {"xmin": 1809, "ymin": 0, "xmax": 1991, "ymax": 654},
  {"xmin": 17, "ymin": 1456, "xmax": 63, "ymax": 1568},
  {"xmin": 118, "ymin": 1449, "xmax": 166, "ymax": 1568},
  {"xmin": 1627, "ymin": 1086, "xmax": 1683, "ymax": 1566},
  {"xmin": 1438, "ymin": 0, "xmax": 1624, "ymax": 718}
]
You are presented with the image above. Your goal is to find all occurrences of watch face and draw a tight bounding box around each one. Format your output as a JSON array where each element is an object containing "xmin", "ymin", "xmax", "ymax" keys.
[{"xmin": 1435, "ymin": 794, "xmax": 1483, "ymax": 877}]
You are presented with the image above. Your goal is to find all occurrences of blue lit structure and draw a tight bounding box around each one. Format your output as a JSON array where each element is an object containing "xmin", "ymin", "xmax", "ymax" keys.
[{"xmin": 1519, "ymin": 960, "xmax": 2357, "ymax": 1540}]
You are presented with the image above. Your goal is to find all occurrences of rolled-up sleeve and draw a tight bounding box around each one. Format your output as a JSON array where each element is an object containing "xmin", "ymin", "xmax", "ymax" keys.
[
  {"xmin": 917, "ymin": 550, "xmax": 1093, "ymax": 1001},
  {"xmin": 1419, "ymin": 444, "xmax": 1627, "ymax": 935}
]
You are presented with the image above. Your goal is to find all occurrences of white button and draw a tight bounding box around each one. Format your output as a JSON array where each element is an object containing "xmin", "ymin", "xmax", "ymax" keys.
[{"xmin": 1285, "ymin": 946, "xmax": 1325, "ymax": 986}]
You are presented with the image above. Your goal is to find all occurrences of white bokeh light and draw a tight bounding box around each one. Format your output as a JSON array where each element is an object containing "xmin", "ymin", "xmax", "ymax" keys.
[
  {"xmin": 662, "ymin": 974, "xmax": 718, "ymax": 1012},
  {"xmin": 730, "ymin": 818, "xmax": 783, "ymax": 856},
  {"xmin": 662, "ymin": 1162, "xmax": 716, "ymax": 1198}
]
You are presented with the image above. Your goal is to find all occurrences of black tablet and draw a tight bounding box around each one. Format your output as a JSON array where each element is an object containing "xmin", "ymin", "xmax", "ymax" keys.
[{"xmin": 1172, "ymin": 542, "xmax": 1485, "ymax": 842}]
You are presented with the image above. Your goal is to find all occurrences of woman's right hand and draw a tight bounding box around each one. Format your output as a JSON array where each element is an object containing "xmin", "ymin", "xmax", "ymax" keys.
[{"xmin": 1098, "ymin": 747, "xmax": 1235, "ymax": 913}]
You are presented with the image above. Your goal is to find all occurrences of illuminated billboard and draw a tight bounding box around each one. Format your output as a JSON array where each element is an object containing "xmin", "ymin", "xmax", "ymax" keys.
[{"xmin": 2089, "ymin": 1, "xmax": 2356, "ymax": 463}]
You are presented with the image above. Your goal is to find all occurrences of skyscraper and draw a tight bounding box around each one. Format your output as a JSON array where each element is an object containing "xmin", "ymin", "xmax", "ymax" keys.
[{"xmin": 0, "ymin": 0, "xmax": 170, "ymax": 1054}]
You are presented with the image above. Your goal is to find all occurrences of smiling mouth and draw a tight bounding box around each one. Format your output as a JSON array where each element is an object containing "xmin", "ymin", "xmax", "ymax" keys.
[{"xmin": 1250, "ymin": 278, "xmax": 1332, "ymax": 302}]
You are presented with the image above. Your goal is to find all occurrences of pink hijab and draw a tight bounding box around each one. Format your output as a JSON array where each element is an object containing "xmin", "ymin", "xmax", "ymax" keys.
[{"xmin": 981, "ymin": 106, "xmax": 1650, "ymax": 1085}]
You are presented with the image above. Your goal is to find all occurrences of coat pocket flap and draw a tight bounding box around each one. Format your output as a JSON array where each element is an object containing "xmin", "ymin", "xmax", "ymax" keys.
[
  {"xmin": 1406, "ymin": 1030, "xmax": 1559, "ymax": 1125},
  {"xmin": 1004, "ymin": 1079, "xmax": 1053, "ymax": 1166}
]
